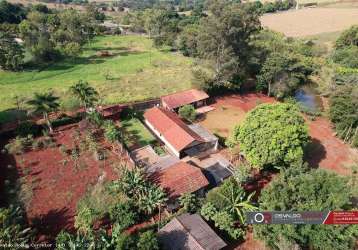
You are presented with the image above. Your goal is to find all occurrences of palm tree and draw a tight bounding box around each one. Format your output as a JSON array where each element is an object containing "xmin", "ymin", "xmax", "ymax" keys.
[
  {"xmin": 219, "ymin": 183, "xmax": 257, "ymax": 224},
  {"xmin": 27, "ymin": 92, "xmax": 59, "ymax": 133},
  {"xmin": 70, "ymin": 80, "xmax": 98, "ymax": 111}
]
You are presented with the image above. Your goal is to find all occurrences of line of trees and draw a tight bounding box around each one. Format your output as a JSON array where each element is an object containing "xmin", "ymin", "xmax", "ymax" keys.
[{"xmin": 0, "ymin": 1, "xmax": 105, "ymax": 71}]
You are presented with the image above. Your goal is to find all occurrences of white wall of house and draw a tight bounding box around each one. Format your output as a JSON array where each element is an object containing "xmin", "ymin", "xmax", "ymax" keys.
[{"xmin": 144, "ymin": 119, "xmax": 181, "ymax": 158}]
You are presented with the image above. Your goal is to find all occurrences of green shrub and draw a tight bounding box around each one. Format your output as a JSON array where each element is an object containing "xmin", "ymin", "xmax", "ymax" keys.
[
  {"xmin": 331, "ymin": 46, "xmax": 358, "ymax": 68},
  {"xmin": 329, "ymin": 84, "xmax": 358, "ymax": 146},
  {"xmin": 74, "ymin": 204, "xmax": 96, "ymax": 234},
  {"xmin": 179, "ymin": 193, "xmax": 201, "ymax": 213},
  {"xmin": 32, "ymin": 140, "xmax": 43, "ymax": 151},
  {"xmin": 52, "ymin": 115, "xmax": 81, "ymax": 128},
  {"xmin": 103, "ymin": 120, "xmax": 120, "ymax": 143},
  {"xmin": 5, "ymin": 135, "xmax": 33, "ymax": 155},
  {"xmin": 0, "ymin": 206, "xmax": 32, "ymax": 245},
  {"xmin": 153, "ymin": 145, "xmax": 166, "ymax": 156},
  {"xmin": 109, "ymin": 201, "xmax": 138, "ymax": 231},
  {"xmin": 56, "ymin": 231, "xmax": 95, "ymax": 250},
  {"xmin": 335, "ymin": 25, "xmax": 358, "ymax": 49},
  {"xmin": 59, "ymin": 95, "xmax": 81, "ymax": 112},
  {"xmin": 178, "ymin": 104, "xmax": 197, "ymax": 122},
  {"xmin": 15, "ymin": 121, "xmax": 41, "ymax": 137},
  {"xmin": 137, "ymin": 230, "xmax": 159, "ymax": 250}
]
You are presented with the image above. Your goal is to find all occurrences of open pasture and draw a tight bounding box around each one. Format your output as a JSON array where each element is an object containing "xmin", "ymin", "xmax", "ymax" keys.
[{"xmin": 0, "ymin": 35, "xmax": 193, "ymax": 122}]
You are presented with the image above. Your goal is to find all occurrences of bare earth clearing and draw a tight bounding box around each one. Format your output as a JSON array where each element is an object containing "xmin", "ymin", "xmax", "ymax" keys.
[
  {"xmin": 260, "ymin": 8, "xmax": 358, "ymax": 37},
  {"xmin": 200, "ymin": 93, "xmax": 358, "ymax": 175}
]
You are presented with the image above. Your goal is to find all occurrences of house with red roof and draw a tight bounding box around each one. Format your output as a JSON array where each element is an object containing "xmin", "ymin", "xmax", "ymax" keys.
[
  {"xmin": 161, "ymin": 89, "xmax": 209, "ymax": 112},
  {"xmin": 149, "ymin": 161, "xmax": 209, "ymax": 205},
  {"xmin": 144, "ymin": 107, "xmax": 218, "ymax": 158}
]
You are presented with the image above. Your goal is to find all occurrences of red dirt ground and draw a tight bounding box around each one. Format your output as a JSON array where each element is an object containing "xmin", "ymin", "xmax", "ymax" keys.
[
  {"xmin": 306, "ymin": 117, "xmax": 357, "ymax": 175},
  {"xmin": 214, "ymin": 93, "xmax": 276, "ymax": 112},
  {"xmin": 0, "ymin": 124, "xmax": 131, "ymax": 242},
  {"xmin": 216, "ymin": 93, "xmax": 357, "ymax": 250},
  {"xmin": 213, "ymin": 93, "xmax": 357, "ymax": 175}
]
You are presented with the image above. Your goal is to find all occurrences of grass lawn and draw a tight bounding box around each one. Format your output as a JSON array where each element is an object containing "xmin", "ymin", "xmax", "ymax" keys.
[
  {"xmin": 120, "ymin": 117, "xmax": 156, "ymax": 150},
  {"xmin": 0, "ymin": 35, "xmax": 193, "ymax": 123}
]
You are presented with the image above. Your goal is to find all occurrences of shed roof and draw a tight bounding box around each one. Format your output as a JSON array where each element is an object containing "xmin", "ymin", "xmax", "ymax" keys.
[
  {"xmin": 161, "ymin": 89, "xmax": 209, "ymax": 110},
  {"xmin": 158, "ymin": 213, "xmax": 227, "ymax": 250},
  {"xmin": 144, "ymin": 107, "xmax": 204, "ymax": 152},
  {"xmin": 150, "ymin": 161, "xmax": 209, "ymax": 200}
]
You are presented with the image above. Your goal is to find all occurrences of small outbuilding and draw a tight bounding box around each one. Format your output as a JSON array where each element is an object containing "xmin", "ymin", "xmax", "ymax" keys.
[
  {"xmin": 158, "ymin": 213, "xmax": 227, "ymax": 250},
  {"xmin": 161, "ymin": 89, "xmax": 209, "ymax": 112}
]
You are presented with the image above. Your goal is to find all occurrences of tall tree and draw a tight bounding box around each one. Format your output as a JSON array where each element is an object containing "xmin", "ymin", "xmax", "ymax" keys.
[
  {"xmin": 255, "ymin": 166, "xmax": 358, "ymax": 250},
  {"xmin": 0, "ymin": 1, "xmax": 27, "ymax": 24},
  {"xmin": 256, "ymin": 51, "xmax": 313, "ymax": 98},
  {"xmin": 27, "ymin": 92, "xmax": 60, "ymax": 133},
  {"xmin": 228, "ymin": 103, "xmax": 308, "ymax": 168},
  {"xmin": 195, "ymin": 0, "xmax": 261, "ymax": 91},
  {"xmin": 0, "ymin": 31, "xmax": 24, "ymax": 71},
  {"xmin": 70, "ymin": 80, "xmax": 99, "ymax": 111}
]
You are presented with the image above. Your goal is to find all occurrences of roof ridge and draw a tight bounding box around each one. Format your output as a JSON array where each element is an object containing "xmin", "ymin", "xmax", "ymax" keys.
[
  {"xmin": 158, "ymin": 108, "xmax": 205, "ymax": 142},
  {"xmin": 161, "ymin": 88, "xmax": 199, "ymax": 98},
  {"xmin": 176, "ymin": 215, "xmax": 206, "ymax": 250}
]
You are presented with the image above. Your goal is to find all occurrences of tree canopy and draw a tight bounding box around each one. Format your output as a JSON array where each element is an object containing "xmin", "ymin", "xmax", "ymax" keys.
[
  {"xmin": 201, "ymin": 177, "xmax": 256, "ymax": 240},
  {"xmin": 229, "ymin": 103, "xmax": 309, "ymax": 168},
  {"xmin": 0, "ymin": 1, "xmax": 27, "ymax": 24},
  {"xmin": 193, "ymin": 0, "xmax": 261, "ymax": 91},
  {"xmin": 335, "ymin": 25, "xmax": 358, "ymax": 49},
  {"xmin": 26, "ymin": 92, "xmax": 60, "ymax": 133},
  {"xmin": 19, "ymin": 9, "xmax": 95, "ymax": 62},
  {"xmin": 255, "ymin": 166, "xmax": 358, "ymax": 250},
  {"xmin": 329, "ymin": 84, "xmax": 358, "ymax": 147},
  {"xmin": 178, "ymin": 104, "xmax": 197, "ymax": 122},
  {"xmin": 0, "ymin": 31, "xmax": 24, "ymax": 71}
]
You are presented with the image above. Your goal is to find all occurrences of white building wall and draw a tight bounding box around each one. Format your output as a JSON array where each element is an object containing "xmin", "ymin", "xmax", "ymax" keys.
[{"xmin": 144, "ymin": 119, "xmax": 181, "ymax": 158}]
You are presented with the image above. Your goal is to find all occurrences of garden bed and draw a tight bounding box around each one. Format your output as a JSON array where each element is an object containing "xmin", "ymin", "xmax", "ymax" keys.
[{"xmin": 0, "ymin": 123, "xmax": 125, "ymax": 242}]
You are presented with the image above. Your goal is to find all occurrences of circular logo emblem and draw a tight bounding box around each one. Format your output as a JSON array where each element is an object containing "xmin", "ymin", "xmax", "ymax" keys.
[{"xmin": 254, "ymin": 213, "xmax": 265, "ymax": 223}]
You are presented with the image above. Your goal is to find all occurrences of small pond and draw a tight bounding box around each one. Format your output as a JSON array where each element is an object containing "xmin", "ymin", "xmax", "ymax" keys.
[{"xmin": 294, "ymin": 85, "xmax": 323, "ymax": 113}]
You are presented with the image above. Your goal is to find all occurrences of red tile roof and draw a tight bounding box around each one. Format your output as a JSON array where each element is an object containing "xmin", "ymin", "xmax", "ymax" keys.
[
  {"xmin": 144, "ymin": 107, "xmax": 204, "ymax": 152},
  {"xmin": 161, "ymin": 89, "xmax": 209, "ymax": 110},
  {"xmin": 150, "ymin": 162, "xmax": 209, "ymax": 199}
]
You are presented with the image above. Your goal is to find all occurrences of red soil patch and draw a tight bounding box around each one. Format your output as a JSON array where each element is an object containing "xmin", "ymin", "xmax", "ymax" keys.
[
  {"xmin": 214, "ymin": 93, "xmax": 276, "ymax": 112},
  {"xmin": 0, "ymin": 124, "xmax": 130, "ymax": 242},
  {"xmin": 233, "ymin": 230, "xmax": 267, "ymax": 250},
  {"xmin": 215, "ymin": 93, "xmax": 357, "ymax": 175},
  {"xmin": 306, "ymin": 117, "xmax": 357, "ymax": 175}
]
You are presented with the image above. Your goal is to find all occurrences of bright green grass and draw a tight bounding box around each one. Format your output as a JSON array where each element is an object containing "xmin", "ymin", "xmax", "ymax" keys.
[
  {"xmin": 0, "ymin": 35, "xmax": 193, "ymax": 122},
  {"xmin": 120, "ymin": 117, "xmax": 156, "ymax": 150}
]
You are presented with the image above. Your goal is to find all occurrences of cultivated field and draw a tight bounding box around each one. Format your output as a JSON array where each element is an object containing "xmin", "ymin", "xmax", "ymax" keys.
[
  {"xmin": 0, "ymin": 35, "xmax": 193, "ymax": 122},
  {"xmin": 0, "ymin": 123, "xmax": 125, "ymax": 241},
  {"xmin": 260, "ymin": 7, "xmax": 358, "ymax": 37}
]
